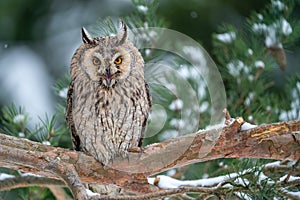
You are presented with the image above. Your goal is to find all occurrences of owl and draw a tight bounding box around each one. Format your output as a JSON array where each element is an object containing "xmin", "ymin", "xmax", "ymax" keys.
[{"xmin": 66, "ymin": 22, "xmax": 152, "ymax": 165}]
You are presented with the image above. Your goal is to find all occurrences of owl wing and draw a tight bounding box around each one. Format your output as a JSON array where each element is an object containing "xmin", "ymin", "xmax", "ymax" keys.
[
  {"xmin": 65, "ymin": 80, "xmax": 81, "ymax": 151},
  {"xmin": 138, "ymin": 81, "xmax": 152, "ymax": 147}
]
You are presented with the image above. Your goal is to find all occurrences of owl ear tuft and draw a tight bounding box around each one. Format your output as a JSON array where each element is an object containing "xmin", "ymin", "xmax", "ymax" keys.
[
  {"xmin": 81, "ymin": 27, "xmax": 94, "ymax": 44},
  {"xmin": 117, "ymin": 20, "xmax": 128, "ymax": 45}
]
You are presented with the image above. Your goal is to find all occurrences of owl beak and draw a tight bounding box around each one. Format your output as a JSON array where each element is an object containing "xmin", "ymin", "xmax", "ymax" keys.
[{"xmin": 104, "ymin": 68, "xmax": 112, "ymax": 86}]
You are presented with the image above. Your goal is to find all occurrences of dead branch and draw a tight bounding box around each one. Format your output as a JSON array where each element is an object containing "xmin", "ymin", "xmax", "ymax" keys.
[{"xmin": 0, "ymin": 119, "xmax": 299, "ymax": 199}]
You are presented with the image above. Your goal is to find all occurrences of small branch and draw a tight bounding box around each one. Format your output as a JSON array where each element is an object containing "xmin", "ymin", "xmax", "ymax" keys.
[{"xmin": 0, "ymin": 176, "xmax": 64, "ymax": 191}]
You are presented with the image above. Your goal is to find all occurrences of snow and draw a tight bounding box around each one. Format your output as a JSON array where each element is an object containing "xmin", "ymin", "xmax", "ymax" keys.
[
  {"xmin": 215, "ymin": 32, "xmax": 236, "ymax": 43},
  {"xmin": 202, "ymin": 173, "xmax": 209, "ymax": 179},
  {"xmin": 166, "ymin": 169, "xmax": 176, "ymax": 176},
  {"xmin": 148, "ymin": 173, "xmax": 243, "ymax": 189},
  {"xmin": 227, "ymin": 60, "xmax": 250, "ymax": 77},
  {"xmin": 281, "ymin": 18, "xmax": 292, "ymax": 36},
  {"xmin": 247, "ymin": 48, "xmax": 253, "ymax": 56},
  {"xmin": 272, "ymin": 0, "xmax": 285, "ymax": 11},
  {"xmin": 199, "ymin": 101, "xmax": 209, "ymax": 112},
  {"xmin": 265, "ymin": 26, "xmax": 279, "ymax": 47},
  {"xmin": 86, "ymin": 189, "xmax": 99, "ymax": 197},
  {"xmin": 244, "ymin": 92, "xmax": 255, "ymax": 106},
  {"xmin": 169, "ymin": 99, "xmax": 183, "ymax": 110},
  {"xmin": 248, "ymin": 75, "xmax": 254, "ymax": 82},
  {"xmin": 0, "ymin": 173, "xmax": 15, "ymax": 180},
  {"xmin": 165, "ymin": 83, "xmax": 176, "ymax": 93},
  {"xmin": 235, "ymin": 192, "xmax": 253, "ymax": 200},
  {"xmin": 264, "ymin": 161, "xmax": 281, "ymax": 167},
  {"xmin": 247, "ymin": 115, "xmax": 253, "ymax": 121},
  {"xmin": 279, "ymin": 82, "xmax": 300, "ymax": 120},
  {"xmin": 279, "ymin": 175, "xmax": 300, "ymax": 182},
  {"xmin": 255, "ymin": 60, "xmax": 265, "ymax": 69},
  {"xmin": 182, "ymin": 46, "xmax": 207, "ymax": 68},
  {"xmin": 18, "ymin": 132, "xmax": 25, "ymax": 137},
  {"xmin": 283, "ymin": 190, "xmax": 300, "ymax": 199},
  {"xmin": 169, "ymin": 119, "xmax": 185, "ymax": 129},
  {"xmin": 42, "ymin": 141, "xmax": 51, "ymax": 146},
  {"xmin": 137, "ymin": 5, "xmax": 148, "ymax": 13},
  {"xmin": 21, "ymin": 173, "xmax": 41, "ymax": 177},
  {"xmin": 13, "ymin": 114, "xmax": 26, "ymax": 124},
  {"xmin": 252, "ymin": 17, "xmax": 292, "ymax": 48},
  {"xmin": 145, "ymin": 49, "xmax": 151, "ymax": 56},
  {"xmin": 58, "ymin": 87, "xmax": 68, "ymax": 98},
  {"xmin": 177, "ymin": 65, "xmax": 200, "ymax": 79},
  {"xmin": 257, "ymin": 13, "xmax": 264, "ymax": 21},
  {"xmin": 252, "ymin": 23, "xmax": 268, "ymax": 33},
  {"xmin": 241, "ymin": 122, "xmax": 257, "ymax": 131}
]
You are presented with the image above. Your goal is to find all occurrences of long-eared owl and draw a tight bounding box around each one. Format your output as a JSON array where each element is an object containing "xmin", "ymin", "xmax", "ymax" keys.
[{"xmin": 66, "ymin": 22, "xmax": 152, "ymax": 165}]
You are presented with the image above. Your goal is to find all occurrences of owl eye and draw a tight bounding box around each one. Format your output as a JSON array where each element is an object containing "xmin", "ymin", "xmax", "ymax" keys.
[
  {"xmin": 114, "ymin": 56, "xmax": 122, "ymax": 65},
  {"xmin": 92, "ymin": 57, "xmax": 101, "ymax": 65}
]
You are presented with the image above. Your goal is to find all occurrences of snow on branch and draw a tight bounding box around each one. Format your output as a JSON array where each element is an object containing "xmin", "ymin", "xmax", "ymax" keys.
[{"xmin": 0, "ymin": 118, "xmax": 299, "ymax": 199}]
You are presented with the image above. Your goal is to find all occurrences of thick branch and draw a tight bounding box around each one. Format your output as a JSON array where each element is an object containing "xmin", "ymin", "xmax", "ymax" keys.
[{"xmin": 0, "ymin": 119, "xmax": 299, "ymax": 194}]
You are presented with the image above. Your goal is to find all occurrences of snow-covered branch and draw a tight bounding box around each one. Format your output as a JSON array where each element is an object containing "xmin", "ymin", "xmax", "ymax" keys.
[{"xmin": 0, "ymin": 119, "xmax": 299, "ymax": 199}]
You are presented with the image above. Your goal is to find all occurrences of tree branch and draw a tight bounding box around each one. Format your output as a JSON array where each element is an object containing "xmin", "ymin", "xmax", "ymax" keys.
[
  {"xmin": 0, "ymin": 119, "xmax": 299, "ymax": 198},
  {"xmin": 0, "ymin": 176, "xmax": 65, "ymax": 191}
]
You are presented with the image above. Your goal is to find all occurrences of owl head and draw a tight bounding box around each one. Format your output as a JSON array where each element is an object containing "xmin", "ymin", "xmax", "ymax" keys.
[{"xmin": 76, "ymin": 21, "xmax": 143, "ymax": 88}]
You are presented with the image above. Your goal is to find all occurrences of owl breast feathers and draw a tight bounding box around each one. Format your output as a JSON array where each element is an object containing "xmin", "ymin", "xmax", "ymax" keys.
[{"xmin": 66, "ymin": 22, "xmax": 152, "ymax": 165}]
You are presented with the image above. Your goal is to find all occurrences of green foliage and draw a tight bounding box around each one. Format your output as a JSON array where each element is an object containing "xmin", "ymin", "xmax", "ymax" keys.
[
  {"xmin": 0, "ymin": 104, "xmax": 29, "ymax": 137},
  {"xmin": 212, "ymin": 0, "xmax": 300, "ymax": 124}
]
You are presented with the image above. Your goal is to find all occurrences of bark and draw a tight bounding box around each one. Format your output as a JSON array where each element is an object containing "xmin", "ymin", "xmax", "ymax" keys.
[{"xmin": 0, "ymin": 119, "xmax": 299, "ymax": 198}]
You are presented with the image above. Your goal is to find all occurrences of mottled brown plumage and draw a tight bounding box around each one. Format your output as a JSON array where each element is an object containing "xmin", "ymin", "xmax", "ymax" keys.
[{"xmin": 66, "ymin": 22, "xmax": 152, "ymax": 165}]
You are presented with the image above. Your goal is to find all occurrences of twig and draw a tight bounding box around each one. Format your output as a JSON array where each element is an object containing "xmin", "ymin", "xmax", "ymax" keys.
[{"xmin": 0, "ymin": 176, "xmax": 64, "ymax": 191}]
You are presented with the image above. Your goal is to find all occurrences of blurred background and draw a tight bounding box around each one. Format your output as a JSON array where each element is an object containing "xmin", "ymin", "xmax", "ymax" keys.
[{"xmin": 0, "ymin": 0, "xmax": 299, "ymax": 125}]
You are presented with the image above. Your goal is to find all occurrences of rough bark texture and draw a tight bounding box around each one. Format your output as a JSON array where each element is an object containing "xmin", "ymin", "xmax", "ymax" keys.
[{"xmin": 0, "ymin": 119, "xmax": 299, "ymax": 198}]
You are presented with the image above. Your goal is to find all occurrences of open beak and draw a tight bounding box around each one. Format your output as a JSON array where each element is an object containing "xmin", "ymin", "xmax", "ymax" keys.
[{"xmin": 103, "ymin": 68, "xmax": 112, "ymax": 86}]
